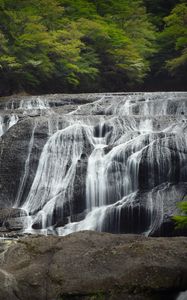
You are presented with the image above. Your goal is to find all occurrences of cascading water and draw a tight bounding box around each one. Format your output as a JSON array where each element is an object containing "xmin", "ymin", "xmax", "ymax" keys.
[
  {"xmin": 5, "ymin": 96, "xmax": 50, "ymax": 110},
  {"xmin": 0, "ymin": 114, "xmax": 18, "ymax": 137},
  {"xmin": 22, "ymin": 122, "xmax": 95, "ymax": 231},
  {"xmin": 14, "ymin": 121, "xmax": 37, "ymax": 208},
  {"xmin": 19, "ymin": 97, "xmax": 49, "ymax": 110},
  {"xmin": 1, "ymin": 92, "xmax": 186, "ymax": 236},
  {"xmin": 0, "ymin": 96, "xmax": 50, "ymax": 138}
]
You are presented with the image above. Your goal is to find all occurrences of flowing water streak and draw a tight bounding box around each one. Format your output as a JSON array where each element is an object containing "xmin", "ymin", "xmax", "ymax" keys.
[
  {"xmin": 0, "ymin": 116, "xmax": 4, "ymax": 136},
  {"xmin": 86, "ymin": 118, "xmax": 149, "ymax": 212},
  {"xmin": 58, "ymin": 192, "xmax": 138, "ymax": 236},
  {"xmin": 8, "ymin": 115, "xmax": 19, "ymax": 128},
  {"xmin": 57, "ymin": 206, "xmax": 109, "ymax": 236},
  {"xmin": 14, "ymin": 121, "xmax": 37, "ymax": 208},
  {"xmin": 86, "ymin": 145, "xmax": 107, "ymax": 210},
  {"xmin": 144, "ymin": 187, "xmax": 165, "ymax": 236},
  {"xmin": 19, "ymin": 97, "xmax": 49, "ymax": 110},
  {"xmin": 22, "ymin": 122, "xmax": 95, "ymax": 229},
  {"xmin": 0, "ymin": 115, "xmax": 18, "ymax": 137},
  {"xmin": 176, "ymin": 291, "xmax": 187, "ymax": 300},
  {"xmin": 106, "ymin": 92, "xmax": 187, "ymax": 117},
  {"xmin": 5, "ymin": 96, "xmax": 50, "ymax": 110}
]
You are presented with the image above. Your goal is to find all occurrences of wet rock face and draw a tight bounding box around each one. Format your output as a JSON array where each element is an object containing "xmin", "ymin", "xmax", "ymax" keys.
[
  {"xmin": 0, "ymin": 92, "xmax": 187, "ymax": 236},
  {"xmin": 0, "ymin": 208, "xmax": 27, "ymax": 234},
  {"xmin": 0, "ymin": 231, "xmax": 187, "ymax": 300},
  {"xmin": 0, "ymin": 118, "xmax": 49, "ymax": 207},
  {"xmin": 0, "ymin": 208, "xmax": 27, "ymax": 225}
]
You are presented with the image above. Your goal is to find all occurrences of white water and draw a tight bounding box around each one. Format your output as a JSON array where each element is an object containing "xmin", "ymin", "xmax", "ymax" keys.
[
  {"xmin": 5, "ymin": 96, "xmax": 49, "ymax": 111},
  {"xmin": 22, "ymin": 122, "xmax": 95, "ymax": 229},
  {"xmin": 0, "ymin": 116, "xmax": 4, "ymax": 136},
  {"xmin": 19, "ymin": 97, "xmax": 49, "ymax": 110},
  {"xmin": 14, "ymin": 121, "xmax": 37, "ymax": 208},
  {"xmin": 17, "ymin": 92, "xmax": 187, "ymax": 235},
  {"xmin": 176, "ymin": 291, "xmax": 187, "ymax": 300},
  {"xmin": 0, "ymin": 115, "xmax": 18, "ymax": 137}
]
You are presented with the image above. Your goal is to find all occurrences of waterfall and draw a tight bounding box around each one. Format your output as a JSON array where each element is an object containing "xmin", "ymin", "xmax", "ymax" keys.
[
  {"xmin": 8, "ymin": 91, "xmax": 185, "ymax": 236},
  {"xmin": 86, "ymin": 145, "xmax": 107, "ymax": 209}
]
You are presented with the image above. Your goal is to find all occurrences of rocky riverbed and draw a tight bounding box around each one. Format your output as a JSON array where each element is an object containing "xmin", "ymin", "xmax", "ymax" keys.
[{"xmin": 0, "ymin": 231, "xmax": 186, "ymax": 300}]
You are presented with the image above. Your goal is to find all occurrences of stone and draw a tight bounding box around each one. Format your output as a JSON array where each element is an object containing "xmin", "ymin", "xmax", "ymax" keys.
[
  {"xmin": 4, "ymin": 216, "xmax": 26, "ymax": 231},
  {"xmin": 0, "ymin": 208, "xmax": 27, "ymax": 226},
  {"xmin": 0, "ymin": 231, "xmax": 186, "ymax": 300}
]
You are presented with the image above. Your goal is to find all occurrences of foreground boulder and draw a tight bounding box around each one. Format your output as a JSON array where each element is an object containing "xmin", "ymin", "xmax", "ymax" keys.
[{"xmin": 0, "ymin": 231, "xmax": 186, "ymax": 300}]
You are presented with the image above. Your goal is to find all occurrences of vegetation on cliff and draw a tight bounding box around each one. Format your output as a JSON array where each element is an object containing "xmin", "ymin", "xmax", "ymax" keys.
[
  {"xmin": 173, "ymin": 201, "xmax": 187, "ymax": 229},
  {"xmin": 0, "ymin": 0, "xmax": 186, "ymax": 95}
]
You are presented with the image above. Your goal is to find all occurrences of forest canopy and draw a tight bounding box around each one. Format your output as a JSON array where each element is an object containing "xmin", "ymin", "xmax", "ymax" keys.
[{"xmin": 0, "ymin": 0, "xmax": 186, "ymax": 95}]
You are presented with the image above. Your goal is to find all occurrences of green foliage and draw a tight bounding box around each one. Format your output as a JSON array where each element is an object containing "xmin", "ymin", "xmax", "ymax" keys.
[
  {"xmin": 173, "ymin": 201, "xmax": 187, "ymax": 229},
  {"xmin": 0, "ymin": 0, "xmax": 99, "ymax": 90},
  {"xmin": 143, "ymin": 0, "xmax": 179, "ymax": 28},
  {"xmin": 164, "ymin": 3, "xmax": 187, "ymax": 76},
  {"xmin": 0, "ymin": 0, "xmax": 186, "ymax": 94},
  {"xmin": 157, "ymin": 3, "xmax": 187, "ymax": 79}
]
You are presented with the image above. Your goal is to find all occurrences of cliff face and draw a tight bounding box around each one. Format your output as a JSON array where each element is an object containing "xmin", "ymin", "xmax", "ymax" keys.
[
  {"xmin": 0, "ymin": 231, "xmax": 187, "ymax": 300},
  {"xmin": 0, "ymin": 92, "xmax": 187, "ymax": 236}
]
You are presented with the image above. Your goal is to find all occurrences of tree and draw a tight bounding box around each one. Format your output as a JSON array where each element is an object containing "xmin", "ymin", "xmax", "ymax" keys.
[
  {"xmin": 1, "ymin": 0, "xmax": 186, "ymax": 94},
  {"xmin": 0, "ymin": 0, "xmax": 157, "ymax": 94},
  {"xmin": 0, "ymin": 0, "xmax": 99, "ymax": 93},
  {"xmin": 77, "ymin": 0, "xmax": 156, "ymax": 90},
  {"xmin": 155, "ymin": 3, "xmax": 187, "ymax": 81},
  {"xmin": 163, "ymin": 3, "xmax": 187, "ymax": 77}
]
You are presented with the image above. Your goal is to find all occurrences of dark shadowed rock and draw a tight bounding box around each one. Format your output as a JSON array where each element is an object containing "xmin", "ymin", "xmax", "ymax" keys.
[
  {"xmin": 4, "ymin": 216, "xmax": 26, "ymax": 231},
  {"xmin": 0, "ymin": 208, "xmax": 27, "ymax": 233},
  {"xmin": 0, "ymin": 208, "xmax": 26, "ymax": 226},
  {"xmin": 0, "ymin": 118, "xmax": 49, "ymax": 207}
]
